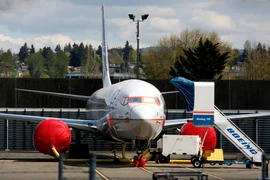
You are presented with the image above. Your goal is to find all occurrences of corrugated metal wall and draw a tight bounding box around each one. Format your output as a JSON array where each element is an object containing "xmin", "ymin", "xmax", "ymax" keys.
[
  {"xmin": 1, "ymin": 78, "xmax": 270, "ymax": 109},
  {"xmin": 1, "ymin": 108, "xmax": 270, "ymax": 153}
]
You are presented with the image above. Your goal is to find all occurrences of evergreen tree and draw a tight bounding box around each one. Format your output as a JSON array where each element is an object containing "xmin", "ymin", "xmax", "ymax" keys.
[
  {"xmin": 40, "ymin": 47, "xmax": 57, "ymax": 78},
  {"xmin": 81, "ymin": 44, "xmax": 100, "ymax": 77},
  {"xmin": 69, "ymin": 43, "xmax": 80, "ymax": 67},
  {"xmin": 123, "ymin": 41, "xmax": 133, "ymax": 71},
  {"xmin": 41, "ymin": 46, "xmax": 50, "ymax": 60},
  {"xmin": 30, "ymin": 44, "xmax": 35, "ymax": 54},
  {"xmin": 96, "ymin": 45, "xmax": 102, "ymax": 58},
  {"xmin": 55, "ymin": 44, "xmax": 62, "ymax": 53},
  {"xmin": 18, "ymin": 43, "xmax": 29, "ymax": 62},
  {"xmin": 170, "ymin": 38, "xmax": 230, "ymax": 80},
  {"xmin": 64, "ymin": 43, "xmax": 72, "ymax": 52}
]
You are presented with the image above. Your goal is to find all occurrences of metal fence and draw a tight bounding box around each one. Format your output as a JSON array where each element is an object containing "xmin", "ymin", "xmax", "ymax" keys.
[
  {"xmin": 1, "ymin": 78, "xmax": 270, "ymax": 109},
  {"xmin": 1, "ymin": 108, "xmax": 270, "ymax": 153}
]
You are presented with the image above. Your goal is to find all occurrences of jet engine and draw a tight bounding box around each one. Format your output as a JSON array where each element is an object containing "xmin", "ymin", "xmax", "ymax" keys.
[
  {"xmin": 33, "ymin": 118, "xmax": 71, "ymax": 156},
  {"xmin": 180, "ymin": 122, "xmax": 216, "ymax": 151}
]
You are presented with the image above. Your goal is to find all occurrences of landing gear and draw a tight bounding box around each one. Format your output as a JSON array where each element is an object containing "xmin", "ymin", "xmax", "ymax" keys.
[
  {"xmin": 68, "ymin": 130, "xmax": 89, "ymax": 159},
  {"xmin": 112, "ymin": 144, "xmax": 120, "ymax": 162},
  {"xmin": 133, "ymin": 140, "xmax": 148, "ymax": 167}
]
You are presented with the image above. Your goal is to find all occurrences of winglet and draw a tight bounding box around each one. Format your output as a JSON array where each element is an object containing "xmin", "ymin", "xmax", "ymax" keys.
[{"xmin": 101, "ymin": 4, "xmax": 111, "ymax": 87}]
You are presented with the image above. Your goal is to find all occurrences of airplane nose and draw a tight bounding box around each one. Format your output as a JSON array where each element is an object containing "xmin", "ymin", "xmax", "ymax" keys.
[
  {"xmin": 129, "ymin": 105, "xmax": 162, "ymax": 140},
  {"xmin": 130, "ymin": 105, "xmax": 156, "ymax": 119}
]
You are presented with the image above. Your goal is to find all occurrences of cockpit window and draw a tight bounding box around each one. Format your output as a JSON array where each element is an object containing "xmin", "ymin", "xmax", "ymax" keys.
[
  {"xmin": 129, "ymin": 97, "xmax": 142, "ymax": 103},
  {"xmin": 120, "ymin": 96, "xmax": 161, "ymax": 106},
  {"xmin": 144, "ymin": 97, "xmax": 155, "ymax": 103}
]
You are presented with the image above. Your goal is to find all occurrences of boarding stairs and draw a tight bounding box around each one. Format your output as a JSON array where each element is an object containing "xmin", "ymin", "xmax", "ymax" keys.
[{"xmin": 214, "ymin": 106, "xmax": 264, "ymax": 164}]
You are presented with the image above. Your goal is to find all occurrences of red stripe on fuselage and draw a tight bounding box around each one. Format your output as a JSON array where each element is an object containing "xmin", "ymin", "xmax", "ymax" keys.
[
  {"xmin": 111, "ymin": 118, "xmax": 164, "ymax": 121},
  {"xmin": 193, "ymin": 111, "xmax": 214, "ymax": 114}
]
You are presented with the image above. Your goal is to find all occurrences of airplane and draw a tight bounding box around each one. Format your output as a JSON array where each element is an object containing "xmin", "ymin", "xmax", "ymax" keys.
[{"xmin": 0, "ymin": 4, "xmax": 269, "ymax": 167}]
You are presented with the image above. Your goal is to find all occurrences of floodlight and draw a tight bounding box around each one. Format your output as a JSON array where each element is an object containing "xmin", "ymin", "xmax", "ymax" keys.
[
  {"xmin": 128, "ymin": 14, "xmax": 135, "ymax": 21},
  {"xmin": 141, "ymin": 14, "xmax": 149, "ymax": 21}
]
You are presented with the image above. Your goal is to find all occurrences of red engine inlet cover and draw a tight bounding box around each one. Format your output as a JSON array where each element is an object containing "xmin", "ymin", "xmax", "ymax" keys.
[
  {"xmin": 34, "ymin": 119, "xmax": 71, "ymax": 156},
  {"xmin": 180, "ymin": 122, "xmax": 216, "ymax": 151}
]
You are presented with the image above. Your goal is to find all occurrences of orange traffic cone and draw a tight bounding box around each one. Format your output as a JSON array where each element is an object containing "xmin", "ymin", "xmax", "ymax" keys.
[
  {"xmin": 139, "ymin": 155, "xmax": 146, "ymax": 167},
  {"xmin": 133, "ymin": 156, "xmax": 139, "ymax": 167}
]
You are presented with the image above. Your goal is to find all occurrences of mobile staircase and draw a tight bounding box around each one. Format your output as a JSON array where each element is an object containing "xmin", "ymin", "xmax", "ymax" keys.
[
  {"xmin": 214, "ymin": 105, "xmax": 264, "ymax": 167},
  {"xmin": 169, "ymin": 77, "xmax": 265, "ymax": 168}
]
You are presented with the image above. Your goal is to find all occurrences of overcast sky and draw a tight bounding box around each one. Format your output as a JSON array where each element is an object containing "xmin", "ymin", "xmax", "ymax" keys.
[{"xmin": 1, "ymin": 0, "xmax": 270, "ymax": 53}]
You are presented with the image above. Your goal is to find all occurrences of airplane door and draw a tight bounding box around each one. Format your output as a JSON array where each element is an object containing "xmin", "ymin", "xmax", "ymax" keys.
[{"xmin": 111, "ymin": 90, "xmax": 120, "ymax": 109}]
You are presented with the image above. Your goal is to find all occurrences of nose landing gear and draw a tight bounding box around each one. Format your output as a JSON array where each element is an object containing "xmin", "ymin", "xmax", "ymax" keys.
[{"xmin": 133, "ymin": 140, "xmax": 148, "ymax": 167}]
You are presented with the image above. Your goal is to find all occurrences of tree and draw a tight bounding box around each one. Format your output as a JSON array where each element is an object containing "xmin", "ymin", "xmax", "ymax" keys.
[
  {"xmin": 64, "ymin": 43, "xmax": 72, "ymax": 52},
  {"xmin": 143, "ymin": 46, "xmax": 174, "ymax": 79},
  {"xmin": 55, "ymin": 52, "xmax": 69, "ymax": 78},
  {"xmin": 55, "ymin": 44, "xmax": 62, "ymax": 53},
  {"xmin": 109, "ymin": 48, "xmax": 124, "ymax": 66},
  {"xmin": 45, "ymin": 48, "xmax": 57, "ymax": 78},
  {"xmin": 0, "ymin": 50, "xmax": 16, "ymax": 77},
  {"xmin": 241, "ymin": 42, "xmax": 270, "ymax": 80},
  {"xmin": 96, "ymin": 45, "xmax": 102, "ymax": 58},
  {"xmin": 69, "ymin": 43, "xmax": 80, "ymax": 67},
  {"xmin": 142, "ymin": 28, "xmax": 231, "ymax": 79},
  {"xmin": 81, "ymin": 44, "xmax": 101, "ymax": 78},
  {"xmin": 18, "ymin": 43, "xmax": 29, "ymax": 62},
  {"xmin": 25, "ymin": 52, "xmax": 46, "ymax": 78},
  {"xmin": 169, "ymin": 38, "xmax": 230, "ymax": 80},
  {"xmin": 122, "ymin": 41, "xmax": 133, "ymax": 71},
  {"xmin": 30, "ymin": 44, "xmax": 35, "ymax": 54}
]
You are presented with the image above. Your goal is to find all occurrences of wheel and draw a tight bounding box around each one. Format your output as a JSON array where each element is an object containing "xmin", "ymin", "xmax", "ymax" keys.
[
  {"xmin": 246, "ymin": 163, "xmax": 253, "ymax": 169},
  {"xmin": 155, "ymin": 153, "xmax": 160, "ymax": 163},
  {"xmin": 210, "ymin": 163, "xmax": 216, "ymax": 166},
  {"xmin": 191, "ymin": 156, "xmax": 196, "ymax": 163},
  {"xmin": 192, "ymin": 158, "xmax": 202, "ymax": 168},
  {"xmin": 159, "ymin": 155, "xmax": 170, "ymax": 163}
]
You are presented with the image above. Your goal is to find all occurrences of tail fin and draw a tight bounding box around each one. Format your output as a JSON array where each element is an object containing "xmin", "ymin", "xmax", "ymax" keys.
[
  {"xmin": 101, "ymin": 4, "xmax": 111, "ymax": 87},
  {"xmin": 170, "ymin": 77, "xmax": 215, "ymax": 126}
]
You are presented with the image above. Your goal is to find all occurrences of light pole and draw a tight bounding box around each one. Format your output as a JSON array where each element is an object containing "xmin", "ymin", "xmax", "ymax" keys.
[{"xmin": 128, "ymin": 14, "xmax": 149, "ymax": 79}]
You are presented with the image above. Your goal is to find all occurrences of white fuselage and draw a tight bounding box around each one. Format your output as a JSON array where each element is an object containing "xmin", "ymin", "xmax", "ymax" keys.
[{"xmin": 86, "ymin": 79, "xmax": 166, "ymax": 142}]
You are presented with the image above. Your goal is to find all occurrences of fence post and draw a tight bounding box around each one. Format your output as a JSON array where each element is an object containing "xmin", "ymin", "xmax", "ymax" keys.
[
  {"xmin": 89, "ymin": 153, "xmax": 96, "ymax": 180},
  {"xmin": 59, "ymin": 153, "xmax": 63, "ymax": 180},
  {"xmin": 262, "ymin": 153, "xmax": 267, "ymax": 180},
  {"xmin": 5, "ymin": 119, "xmax": 9, "ymax": 151}
]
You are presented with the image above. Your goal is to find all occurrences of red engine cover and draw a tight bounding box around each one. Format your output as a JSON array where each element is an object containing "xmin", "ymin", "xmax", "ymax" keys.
[
  {"xmin": 180, "ymin": 122, "xmax": 216, "ymax": 151},
  {"xmin": 34, "ymin": 118, "xmax": 71, "ymax": 156}
]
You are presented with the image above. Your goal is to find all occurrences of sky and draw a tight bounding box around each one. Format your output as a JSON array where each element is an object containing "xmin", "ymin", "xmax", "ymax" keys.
[{"xmin": 1, "ymin": 0, "xmax": 270, "ymax": 53}]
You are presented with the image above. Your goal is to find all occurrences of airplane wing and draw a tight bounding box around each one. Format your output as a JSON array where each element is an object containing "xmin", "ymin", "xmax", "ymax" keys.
[
  {"xmin": 163, "ymin": 112, "xmax": 270, "ymax": 131},
  {"xmin": 0, "ymin": 113, "xmax": 98, "ymax": 133},
  {"xmin": 161, "ymin": 91, "xmax": 179, "ymax": 95},
  {"xmin": 16, "ymin": 88, "xmax": 90, "ymax": 101}
]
